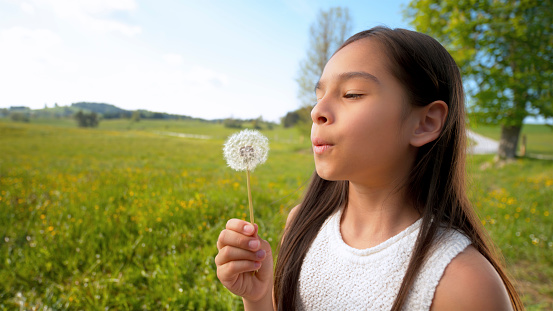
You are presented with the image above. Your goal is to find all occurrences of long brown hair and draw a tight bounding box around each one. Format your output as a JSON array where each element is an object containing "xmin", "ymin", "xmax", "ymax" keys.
[{"xmin": 274, "ymin": 27, "xmax": 523, "ymax": 310}]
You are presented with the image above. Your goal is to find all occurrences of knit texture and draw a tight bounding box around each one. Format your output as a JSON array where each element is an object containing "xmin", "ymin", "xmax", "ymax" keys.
[{"xmin": 296, "ymin": 208, "xmax": 471, "ymax": 311}]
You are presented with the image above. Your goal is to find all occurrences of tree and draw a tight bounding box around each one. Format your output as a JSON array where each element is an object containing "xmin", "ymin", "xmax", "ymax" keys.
[
  {"xmin": 406, "ymin": 0, "xmax": 553, "ymax": 159},
  {"xmin": 223, "ymin": 118, "xmax": 243, "ymax": 129},
  {"xmin": 131, "ymin": 110, "xmax": 141, "ymax": 122},
  {"xmin": 10, "ymin": 112, "xmax": 30, "ymax": 122},
  {"xmin": 296, "ymin": 7, "xmax": 352, "ymax": 108},
  {"xmin": 295, "ymin": 7, "xmax": 353, "ymax": 137},
  {"xmin": 281, "ymin": 111, "xmax": 301, "ymax": 128},
  {"xmin": 252, "ymin": 116, "xmax": 263, "ymax": 130},
  {"xmin": 74, "ymin": 110, "xmax": 99, "ymax": 128}
]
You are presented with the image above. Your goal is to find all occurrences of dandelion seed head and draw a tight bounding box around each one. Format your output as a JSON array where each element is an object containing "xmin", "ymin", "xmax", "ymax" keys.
[{"xmin": 223, "ymin": 129, "xmax": 269, "ymax": 171}]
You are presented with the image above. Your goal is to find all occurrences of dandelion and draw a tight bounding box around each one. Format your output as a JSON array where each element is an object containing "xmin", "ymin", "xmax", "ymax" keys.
[
  {"xmin": 223, "ymin": 129, "xmax": 269, "ymax": 225},
  {"xmin": 223, "ymin": 129, "xmax": 269, "ymax": 172}
]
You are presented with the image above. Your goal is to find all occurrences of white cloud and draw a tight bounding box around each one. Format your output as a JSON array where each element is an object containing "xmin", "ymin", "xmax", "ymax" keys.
[
  {"xmin": 0, "ymin": 26, "xmax": 79, "ymax": 108},
  {"xmin": 182, "ymin": 66, "xmax": 229, "ymax": 89},
  {"xmin": 31, "ymin": 0, "xmax": 136, "ymax": 16},
  {"xmin": 63, "ymin": 0, "xmax": 137, "ymax": 15},
  {"xmin": 24, "ymin": 0, "xmax": 141, "ymax": 36},
  {"xmin": 163, "ymin": 53, "xmax": 184, "ymax": 66},
  {"xmin": 80, "ymin": 17, "xmax": 141, "ymax": 36},
  {"xmin": 1, "ymin": 26, "xmax": 61, "ymax": 50},
  {"xmin": 0, "ymin": 27, "xmax": 70, "ymax": 70},
  {"xmin": 20, "ymin": 2, "xmax": 35, "ymax": 14}
]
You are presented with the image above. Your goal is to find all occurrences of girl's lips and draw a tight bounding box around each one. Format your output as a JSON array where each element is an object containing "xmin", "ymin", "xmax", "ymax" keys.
[
  {"xmin": 311, "ymin": 138, "xmax": 333, "ymax": 154},
  {"xmin": 313, "ymin": 144, "xmax": 332, "ymax": 154}
]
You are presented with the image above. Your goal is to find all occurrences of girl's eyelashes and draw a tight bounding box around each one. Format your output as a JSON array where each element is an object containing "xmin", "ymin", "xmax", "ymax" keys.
[
  {"xmin": 314, "ymin": 90, "xmax": 365, "ymax": 102},
  {"xmin": 344, "ymin": 93, "xmax": 363, "ymax": 99}
]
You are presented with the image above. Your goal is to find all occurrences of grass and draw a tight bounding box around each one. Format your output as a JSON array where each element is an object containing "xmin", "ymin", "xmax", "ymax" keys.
[
  {"xmin": 1, "ymin": 118, "xmax": 552, "ymax": 310},
  {"xmin": 467, "ymin": 155, "xmax": 553, "ymax": 309},
  {"xmin": 0, "ymin": 119, "xmax": 313, "ymax": 310}
]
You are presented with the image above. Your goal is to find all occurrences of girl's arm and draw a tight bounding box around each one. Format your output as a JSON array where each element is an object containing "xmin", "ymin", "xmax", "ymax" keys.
[
  {"xmin": 242, "ymin": 289, "xmax": 274, "ymax": 311},
  {"xmin": 430, "ymin": 245, "xmax": 513, "ymax": 311},
  {"xmin": 245, "ymin": 205, "xmax": 301, "ymax": 310}
]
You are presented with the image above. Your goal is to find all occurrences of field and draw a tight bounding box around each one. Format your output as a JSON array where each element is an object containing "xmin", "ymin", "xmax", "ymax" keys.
[
  {"xmin": 469, "ymin": 123, "xmax": 553, "ymax": 157},
  {"xmin": 1, "ymin": 119, "xmax": 552, "ymax": 310}
]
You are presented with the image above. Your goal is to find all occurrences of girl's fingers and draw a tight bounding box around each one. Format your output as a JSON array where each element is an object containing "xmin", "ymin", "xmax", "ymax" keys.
[
  {"xmin": 217, "ymin": 259, "xmax": 262, "ymax": 280},
  {"xmin": 215, "ymin": 245, "xmax": 266, "ymax": 266},
  {"xmin": 225, "ymin": 219, "xmax": 258, "ymax": 236},
  {"xmin": 217, "ymin": 227, "xmax": 261, "ymax": 251}
]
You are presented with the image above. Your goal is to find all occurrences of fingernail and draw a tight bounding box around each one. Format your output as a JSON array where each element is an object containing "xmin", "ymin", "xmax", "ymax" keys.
[
  {"xmin": 256, "ymin": 249, "xmax": 266, "ymax": 259},
  {"xmin": 254, "ymin": 262, "xmax": 261, "ymax": 269},
  {"xmin": 243, "ymin": 224, "xmax": 254, "ymax": 234},
  {"xmin": 248, "ymin": 239, "xmax": 260, "ymax": 249}
]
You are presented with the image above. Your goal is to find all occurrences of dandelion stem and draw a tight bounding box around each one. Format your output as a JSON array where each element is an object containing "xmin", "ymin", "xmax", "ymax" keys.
[
  {"xmin": 246, "ymin": 169, "xmax": 257, "ymax": 276},
  {"xmin": 246, "ymin": 169, "xmax": 254, "ymax": 225}
]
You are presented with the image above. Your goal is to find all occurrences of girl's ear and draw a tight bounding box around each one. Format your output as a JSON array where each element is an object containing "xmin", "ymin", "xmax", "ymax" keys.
[{"xmin": 410, "ymin": 100, "xmax": 448, "ymax": 147}]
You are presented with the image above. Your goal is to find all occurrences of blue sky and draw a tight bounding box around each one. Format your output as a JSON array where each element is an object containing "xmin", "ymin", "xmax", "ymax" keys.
[{"xmin": 0, "ymin": 0, "xmax": 412, "ymax": 122}]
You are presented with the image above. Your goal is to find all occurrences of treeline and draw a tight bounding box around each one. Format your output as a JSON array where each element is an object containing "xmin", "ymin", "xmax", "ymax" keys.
[
  {"xmin": 221, "ymin": 116, "xmax": 275, "ymax": 130},
  {"xmin": 280, "ymin": 106, "xmax": 312, "ymax": 128},
  {"xmin": 279, "ymin": 106, "xmax": 312, "ymax": 138},
  {"xmin": 71, "ymin": 102, "xmax": 199, "ymax": 121},
  {"xmin": 74, "ymin": 111, "xmax": 99, "ymax": 128},
  {"xmin": 1, "ymin": 106, "xmax": 31, "ymax": 122},
  {"xmin": 1, "ymin": 103, "xmax": 299, "ymax": 131},
  {"xmin": 0, "ymin": 103, "xmax": 204, "ymax": 127}
]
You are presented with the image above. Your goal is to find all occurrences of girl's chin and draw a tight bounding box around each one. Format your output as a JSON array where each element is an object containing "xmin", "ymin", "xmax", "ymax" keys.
[{"xmin": 315, "ymin": 167, "xmax": 341, "ymax": 181}]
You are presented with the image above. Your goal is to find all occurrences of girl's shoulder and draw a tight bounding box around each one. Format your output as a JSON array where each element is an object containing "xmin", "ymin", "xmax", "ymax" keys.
[
  {"xmin": 430, "ymin": 245, "xmax": 513, "ymax": 311},
  {"xmin": 286, "ymin": 205, "xmax": 300, "ymax": 227},
  {"xmin": 281, "ymin": 205, "xmax": 301, "ymax": 241}
]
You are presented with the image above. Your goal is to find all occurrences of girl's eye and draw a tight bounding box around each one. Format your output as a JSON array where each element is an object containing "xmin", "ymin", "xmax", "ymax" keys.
[{"xmin": 344, "ymin": 93, "xmax": 363, "ymax": 99}]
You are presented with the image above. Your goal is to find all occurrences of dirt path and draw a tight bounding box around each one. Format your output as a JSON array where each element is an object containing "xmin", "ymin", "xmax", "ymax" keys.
[{"xmin": 467, "ymin": 130, "xmax": 499, "ymax": 154}]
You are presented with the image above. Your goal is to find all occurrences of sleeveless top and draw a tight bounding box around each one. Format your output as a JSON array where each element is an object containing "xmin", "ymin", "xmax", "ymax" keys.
[{"xmin": 297, "ymin": 208, "xmax": 471, "ymax": 311}]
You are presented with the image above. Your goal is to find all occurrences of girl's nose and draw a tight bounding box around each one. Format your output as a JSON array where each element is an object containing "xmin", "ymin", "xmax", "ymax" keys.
[{"xmin": 311, "ymin": 100, "xmax": 332, "ymax": 125}]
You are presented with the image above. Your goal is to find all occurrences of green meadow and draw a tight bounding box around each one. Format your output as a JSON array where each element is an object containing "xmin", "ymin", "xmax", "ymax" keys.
[
  {"xmin": 469, "ymin": 123, "xmax": 553, "ymax": 157},
  {"xmin": 1, "ymin": 119, "xmax": 552, "ymax": 310}
]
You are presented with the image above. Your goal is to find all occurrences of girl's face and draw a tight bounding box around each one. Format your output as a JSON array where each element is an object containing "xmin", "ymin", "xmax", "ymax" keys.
[{"xmin": 311, "ymin": 38, "xmax": 419, "ymax": 187}]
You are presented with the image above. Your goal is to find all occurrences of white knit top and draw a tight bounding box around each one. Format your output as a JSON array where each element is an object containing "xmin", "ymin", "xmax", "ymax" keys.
[{"xmin": 297, "ymin": 208, "xmax": 471, "ymax": 311}]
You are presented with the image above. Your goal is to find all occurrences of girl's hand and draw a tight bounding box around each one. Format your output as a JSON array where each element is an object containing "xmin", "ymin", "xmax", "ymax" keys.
[{"xmin": 215, "ymin": 219, "xmax": 273, "ymax": 302}]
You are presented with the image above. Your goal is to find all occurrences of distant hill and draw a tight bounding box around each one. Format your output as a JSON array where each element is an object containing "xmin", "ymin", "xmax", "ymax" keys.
[
  {"xmin": 70, "ymin": 102, "xmax": 205, "ymax": 121},
  {"xmin": 71, "ymin": 102, "xmax": 130, "ymax": 118},
  {"xmin": 1, "ymin": 102, "xmax": 208, "ymax": 121}
]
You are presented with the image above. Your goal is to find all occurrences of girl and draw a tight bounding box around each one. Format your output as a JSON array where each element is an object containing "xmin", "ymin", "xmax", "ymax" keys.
[{"xmin": 215, "ymin": 27, "xmax": 523, "ymax": 310}]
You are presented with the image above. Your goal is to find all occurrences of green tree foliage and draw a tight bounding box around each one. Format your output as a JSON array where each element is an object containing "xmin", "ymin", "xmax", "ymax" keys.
[
  {"xmin": 131, "ymin": 110, "xmax": 141, "ymax": 123},
  {"xmin": 281, "ymin": 111, "xmax": 301, "ymax": 128},
  {"xmin": 223, "ymin": 118, "xmax": 243, "ymax": 129},
  {"xmin": 295, "ymin": 106, "xmax": 313, "ymax": 141},
  {"xmin": 10, "ymin": 112, "xmax": 30, "ymax": 123},
  {"xmin": 252, "ymin": 116, "xmax": 264, "ymax": 130},
  {"xmin": 74, "ymin": 110, "xmax": 99, "ymax": 128},
  {"xmin": 406, "ymin": 0, "xmax": 553, "ymax": 159},
  {"xmin": 72, "ymin": 102, "xmax": 131, "ymax": 118},
  {"xmin": 281, "ymin": 107, "xmax": 312, "ymax": 139}
]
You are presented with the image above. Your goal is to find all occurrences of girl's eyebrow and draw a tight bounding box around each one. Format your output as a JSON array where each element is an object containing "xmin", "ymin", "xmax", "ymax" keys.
[{"xmin": 315, "ymin": 71, "xmax": 381, "ymax": 92}]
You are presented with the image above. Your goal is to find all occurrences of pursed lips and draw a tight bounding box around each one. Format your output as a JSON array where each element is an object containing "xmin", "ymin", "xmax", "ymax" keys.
[{"xmin": 311, "ymin": 137, "xmax": 333, "ymax": 154}]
